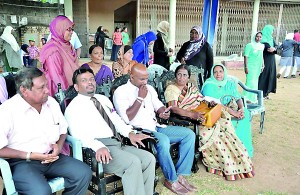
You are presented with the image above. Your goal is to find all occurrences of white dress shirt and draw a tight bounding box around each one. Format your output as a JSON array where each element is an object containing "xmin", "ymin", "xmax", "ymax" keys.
[
  {"xmin": 0, "ymin": 94, "xmax": 68, "ymax": 154},
  {"xmin": 64, "ymin": 94, "xmax": 133, "ymax": 152},
  {"xmin": 113, "ymin": 80, "xmax": 164, "ymax": 131}
]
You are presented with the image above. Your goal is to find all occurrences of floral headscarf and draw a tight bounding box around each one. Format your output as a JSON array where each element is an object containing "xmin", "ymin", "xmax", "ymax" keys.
[{"xmin": 184, "ymin": 25, "xmax": 206, "ymax": 61}]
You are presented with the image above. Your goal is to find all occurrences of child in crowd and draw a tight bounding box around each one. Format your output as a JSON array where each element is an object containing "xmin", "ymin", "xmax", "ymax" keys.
[{"xmin": 27, "ymin": 38, "xmax": 40, "ymax": 67}]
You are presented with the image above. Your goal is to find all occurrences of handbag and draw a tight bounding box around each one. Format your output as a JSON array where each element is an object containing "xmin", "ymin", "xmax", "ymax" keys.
[
  {"xmin": 220, "ymin": 95, "xmax": 238, "ymax": 111},
  {"xmin": 192, "ymin": 102, "xmax": 222, "ymax": 127}
]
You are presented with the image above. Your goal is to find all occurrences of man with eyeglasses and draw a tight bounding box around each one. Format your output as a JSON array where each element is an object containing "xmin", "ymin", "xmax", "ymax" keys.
[{"xmin": 64, "ymin": 67, "xmax": 156, "ymax": 195}]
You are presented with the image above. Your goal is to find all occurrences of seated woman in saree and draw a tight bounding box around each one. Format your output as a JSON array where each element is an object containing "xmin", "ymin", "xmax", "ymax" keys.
[
  {"xmin": 112, "ymin": 45, "xmax": 137, "ymax": 78},
  {"xmin": 165, "ymin": 64, "xmax": 254, "ymax": 181},
  {"xmin": 81, "ymin": 44, "xmax": 114, "ymax": 85},
  {"xmin": 201, "ymin": 64, "xmax": 254, "ymax": 158}
]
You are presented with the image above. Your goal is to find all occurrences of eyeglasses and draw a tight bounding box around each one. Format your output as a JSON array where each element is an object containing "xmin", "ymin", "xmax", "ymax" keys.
[{"xmin": 66, "ymin": 27, "xmax": 74, "ymax": 32}]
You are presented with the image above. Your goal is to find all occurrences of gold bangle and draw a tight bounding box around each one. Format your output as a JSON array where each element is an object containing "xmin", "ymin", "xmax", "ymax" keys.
[{"xmin": 226, "ymin": 107, "xmax": 229, "ymax": 112}]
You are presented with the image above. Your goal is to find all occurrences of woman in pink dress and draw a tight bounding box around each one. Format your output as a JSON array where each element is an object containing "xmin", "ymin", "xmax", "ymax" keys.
[
  {"xmin": 110, "ymin": 26, "xmax": 122, "ymax": 61},
  {"xmin": 40, "ymin": 15, "xmax": 79, "ymax": 96}
]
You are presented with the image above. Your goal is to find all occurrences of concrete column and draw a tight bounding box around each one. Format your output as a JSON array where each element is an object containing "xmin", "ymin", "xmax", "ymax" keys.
[
  {"xmin": 169, "ymin": 0, "xmax": 176, "ymax": 50},
  {"xmin": 64, "ymin": 0, "xmax": 73, "ymax": 21},
  {"xmin": 251, "ymin": 0, "xmax": 260, "ymax": 38},
  {"xmin": 276, "ymin": 4, "xmax": 284, "ymax": 44},
  {"xmin": 136, "ymin": 0, "xmax": 140, "ymax": 36},
  {"xmin": 72, "ymin": 0, "xmax": 89, "ymax": 58}
]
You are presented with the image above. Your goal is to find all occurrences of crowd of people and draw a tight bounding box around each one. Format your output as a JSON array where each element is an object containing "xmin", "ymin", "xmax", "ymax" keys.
[{"xmin": 1, "ymin": 13, "xmax": 299, "ymax": 194}]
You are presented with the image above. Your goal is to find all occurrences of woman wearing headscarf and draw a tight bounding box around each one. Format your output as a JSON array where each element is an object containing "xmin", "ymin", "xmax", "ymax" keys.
[
  {"xmin": 94, "ymin": 25, "xmax": 110, "ymax": 53},
  {"xmin": 0, "ymin": 26, "xmax": 23, "ymax": 72},
  {"xmin": 242, "ymin": 32, "xmax": 265, "ymax": 103},
  {"xmin": 40, "ymin": 15, "xmax": 79, "ymax": 96},
  {"xmin": 177, "ymin": 26, "xmax": 213, "ymax": 80},
  {"xmin": 277, "ymin": 33, "xmax": 299, "ymax": 79},
  {"xmin": 132, "ymin": 31, "xmax": 157, "ymax": 66},
  {"xmin": 112, "ymin": 45, "xmax": 137, "ymax": 78},
  {"xmin": 202, "ymin": 64, "xmax": 254, "ymax": 158},
  {"xmin": 153, "ymin": 21, "xmax": 173, "ymax": 69},
  {"xmin": 258, "ymin": 25, "xmax": 278, "ymax": 99}
]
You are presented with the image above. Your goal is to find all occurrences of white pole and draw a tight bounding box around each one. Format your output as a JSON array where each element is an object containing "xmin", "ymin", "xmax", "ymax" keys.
[
  {"xmin": 251, "ymin": 0, "xmax": 260, "ymax": 38},
  {"xmin": 169, "ymin": 0, "xmax": 176, "ymax": 51}
]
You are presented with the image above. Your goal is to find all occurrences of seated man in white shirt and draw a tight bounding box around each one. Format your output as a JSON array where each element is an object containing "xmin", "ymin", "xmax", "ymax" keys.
[
  {"xmin": 64, "ymin": 67, "xmax": 156, "ymax": 195},
  {"xmin": 113, "ymin": 63, "xmax": 197, "ymax": 195},
  {"xmin": 0, "ymin": 67, "xmax": 92, "ymax": 195}
]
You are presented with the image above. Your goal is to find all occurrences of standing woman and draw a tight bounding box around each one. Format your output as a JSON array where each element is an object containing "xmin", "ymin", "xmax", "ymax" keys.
[
  {"xmin": 258, "ymin": 25, "xmax": 278, "ymax": 99},
  {"xmin": 0, "ymin": 26, "xmax": 23, "ymax": 72},
  {"xmin": 132, "ymin": 31, "xmax": 157, "ymax": 66},
  {"xmin": 243, "ymin": 32, "xmax": 265, "ymax": 103},
  {"xmin": 277, "ymin": 33, "xmax": 298, "ymax": 78},
  {"xmin": 110, "ymin": 27, "xmax": 122, "ymax": 61},
  {"xmin": 153, "ymin": 21, "xmax": 173, "ymax": 69},
  {"xmin": 94, "ymin": 25, "xmax": 109, "ymax": 53},
  {"xmin": 82, "ymin": 44, "xmax": 114, "ymax": 85},
  {"xmin": 112, "ymin": 45, "xmax": 137, "ymax": 78},
  {"xmin": 121, "ymin": 27, "xmax": 130, "ymax": 45},
  {"xmin": 40, "ymin": 15, "xmax": 79, "ymax": 96},
  {"xmin": 177, "ymin": 25, "xmax": 213, "ymax": 80}
]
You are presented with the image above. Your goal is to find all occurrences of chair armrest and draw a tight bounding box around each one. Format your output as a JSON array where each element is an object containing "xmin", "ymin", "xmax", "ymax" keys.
[
  {"xmin": 0, "ymin": 158, "xmax": 17, "ymax": 195},
  {"xmin": 65, "ymin": 135, "xmax": 83, "ymax": 161},
  {"xmin": 82, "ymin": 148, "xmax": 105, "ymax": 179},
  {"xmin": 237, "ymin": 80, "xmax": 264, "ymax": 106}
]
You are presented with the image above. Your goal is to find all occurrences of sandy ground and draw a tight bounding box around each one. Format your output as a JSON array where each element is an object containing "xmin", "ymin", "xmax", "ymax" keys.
[{"xmin": 1, "ymin": 56, "xmax": 300, "ymax": 194}]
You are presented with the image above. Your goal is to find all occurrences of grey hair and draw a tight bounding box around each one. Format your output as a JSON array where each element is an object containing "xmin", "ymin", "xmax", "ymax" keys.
[{"xmin": 15, "ymin": 67, "xmax": 44, "ymax": 94}]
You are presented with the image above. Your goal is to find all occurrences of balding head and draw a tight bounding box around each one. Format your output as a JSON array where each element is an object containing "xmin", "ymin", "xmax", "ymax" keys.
[{"xmin": 130, "ymin": 63, "xmax": 149, "ymax": 87}]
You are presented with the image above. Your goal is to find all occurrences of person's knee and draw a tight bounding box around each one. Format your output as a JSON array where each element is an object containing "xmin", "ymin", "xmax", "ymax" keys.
[{"xmin": 155, "ymin": 135, "xmax": 170, "ymax": 151}]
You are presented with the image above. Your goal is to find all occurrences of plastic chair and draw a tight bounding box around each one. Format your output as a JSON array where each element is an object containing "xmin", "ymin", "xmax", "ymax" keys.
[
  {"xmin": 237, "ymin": 80, "xmax": 265, "ymax": 134},
  {"xmin": 0, "ymin": 135, "xmax": 82, "ymax": 195}
]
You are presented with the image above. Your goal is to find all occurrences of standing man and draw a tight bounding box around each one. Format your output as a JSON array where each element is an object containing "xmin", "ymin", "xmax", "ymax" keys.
[
  {"xmin": 0, "ymin": 67, "xmax": 92, "ymax": 195},
  {"xmin": 113, "ymin": 63, "xmax": 197, "ymax": 195},
  {"xmin": 64, "ymin": 67, "xmax": 156, "ymax": 195}
]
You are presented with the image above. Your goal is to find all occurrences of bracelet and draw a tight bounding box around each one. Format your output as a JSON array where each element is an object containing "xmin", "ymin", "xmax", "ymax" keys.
[
  {"xmin": 136, "ymin": 99, "xmax": 142, "ymax": 104},
  {"xmin": 26, "ymin": 152, "xmax": 31, "ymax": 162},
  {"xmin": 137, "ymin": 97, "xmax": 144, "ymax": 101},
  {"xmin": 226, "ymin": 107, "xmax": 229, "ymax": 112}
]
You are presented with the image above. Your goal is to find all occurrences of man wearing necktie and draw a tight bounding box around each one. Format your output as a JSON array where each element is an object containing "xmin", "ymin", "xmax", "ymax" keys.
[{"xmin": 65, "ymin": 67, "xmax": 156, "ymax": 195}]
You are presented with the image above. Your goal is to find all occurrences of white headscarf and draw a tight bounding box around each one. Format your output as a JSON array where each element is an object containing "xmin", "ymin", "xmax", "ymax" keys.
[
  {"xmin": 285, "ymin": 33, "xmax": 294, "ymax": 40},
  {"xmin": 0, "ymin": 26, "xmax": 20, "ymax": 52},
  {"xmin": 157, "ymin": 21, "xmax": 170, "ymax": 52}
]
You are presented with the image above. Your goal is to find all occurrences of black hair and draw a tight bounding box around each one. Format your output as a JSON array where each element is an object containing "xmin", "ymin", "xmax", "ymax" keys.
[
  {"xmin": 97, "ymin": 26, "xmax": 103, "ymax": 33},
  {"xmin": 114, "ymin": 26, "xmax": 120, "ymax": 32},
  {"xmin": 88, "ymin": 44, "xmax": 102, "ymax": 54},
  {"xmin": 294, "ymin": 29, "xmax": 299, "ymax": 33},
  {"xmin": 174, "ymin": 64, "xmax": 191, "ymax": 78},
  {"xmin": 122, "ymin": 27, "xmax": 127, "ymax": 32},
  {"xmin": 72, "ymin": 67, "xmax": 95, "ymax": 85}
]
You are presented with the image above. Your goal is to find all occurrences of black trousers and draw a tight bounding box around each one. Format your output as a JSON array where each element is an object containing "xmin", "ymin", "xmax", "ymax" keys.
[{"xmin": 8, "ymin": 154, "xmax": 92, "ymax": 195}]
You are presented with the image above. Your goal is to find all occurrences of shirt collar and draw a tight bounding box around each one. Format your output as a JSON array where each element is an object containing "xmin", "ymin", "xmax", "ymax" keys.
[{"xmin": 15, "ymin": 94, "xmax": 51, "ymax": 113}]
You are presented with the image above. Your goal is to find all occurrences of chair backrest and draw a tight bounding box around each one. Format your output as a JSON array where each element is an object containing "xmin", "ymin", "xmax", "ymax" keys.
[
  {"xmin": 96, "ymin": 75, "xmax": 113, "ymax": 98},
  {"xmin": 1, "ymin": 72, "xmax": 17, "ymax": 99},
  {"xmin": 169, "ymin": 62, "xmax": 181, "ymax": 71},
  {"xmin": 156, "ymin": 70, "xmax": 176, "ymax": 105},
  {"xmin": 188, "ymin": 65, "xmax": 204, "ymax": 90},
  {"xmin": 147, "ymin": 64, "xmax": 167, "ymax": 82},
  {"xmin": 105, "ymin": 38, "xmax": 113, "ymax": 50}
]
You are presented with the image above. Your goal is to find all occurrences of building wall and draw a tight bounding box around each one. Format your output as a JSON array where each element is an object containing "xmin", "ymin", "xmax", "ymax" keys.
[
  {"xmin": 88, "ymin": 0, "xmax": 133, "ymax": 36},
  {"xmin": 0, "ymin": 0, "xmax": 63, "ymax": 46}
]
